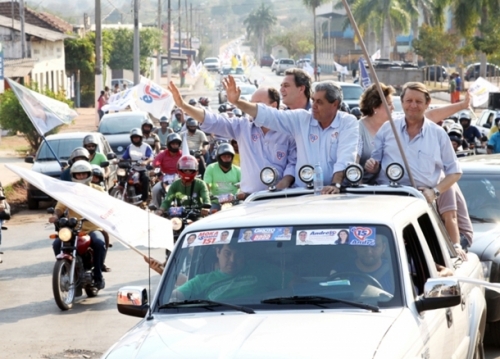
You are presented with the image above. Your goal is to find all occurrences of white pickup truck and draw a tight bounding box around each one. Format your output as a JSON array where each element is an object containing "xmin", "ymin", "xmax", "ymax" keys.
[{"xmin": 104, "ymin": 164, "xmax": 487, "ymax": 359}]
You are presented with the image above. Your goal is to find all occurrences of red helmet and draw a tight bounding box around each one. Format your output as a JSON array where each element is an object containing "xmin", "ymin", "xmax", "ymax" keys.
[{"xmin": 176, "ymin": 155, "xmax": 199, "ymax": 182}]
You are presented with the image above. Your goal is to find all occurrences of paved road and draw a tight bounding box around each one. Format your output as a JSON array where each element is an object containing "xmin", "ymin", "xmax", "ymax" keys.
[{"xmin": 0, "ymin": 209, "xmax": 165, "ymax": 359}]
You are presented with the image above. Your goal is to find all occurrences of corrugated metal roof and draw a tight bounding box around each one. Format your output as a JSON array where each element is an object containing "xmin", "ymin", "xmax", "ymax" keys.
[
  {"xmin": 0, "ymin": 15, "xmax": 68, "ymax": 41},
  {"xmin": 4, "ymin": 58, "xmax": 37, "ymax": 77}
]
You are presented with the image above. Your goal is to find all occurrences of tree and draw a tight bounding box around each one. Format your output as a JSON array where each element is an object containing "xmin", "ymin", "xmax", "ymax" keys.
[
  {"xmin": 267, "ymin": 24, "xmax": 314, "ymax": 59},
  {"xmin": 244, "ymin": 3, "xmax": 277, "ymax": 60},
  {"xmin": 0, "ymin": 87, "xmax": 73, "ymax": 152},
  {"xmin": 412, "ymin": 24, "xmax": 458, "ymax": 64},
  {"xmin": 302, "ymin": 0, "xmax": 328, "ymax": 69}
]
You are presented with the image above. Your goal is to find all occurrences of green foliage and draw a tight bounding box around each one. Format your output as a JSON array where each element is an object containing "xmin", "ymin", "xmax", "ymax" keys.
[
  {"xmin": 0, "ymin": 86, "xmax": 73, "ymax": 152},
  {"xmin": 473, "ymin": 18, "xmax": 500, "ymax": 55},
  {"xmin": 268, "ymin": 25, "xmax": 314, "ymax": 59},
  {"xmin": 244, "ymin": 3, "xmax": 277, "ymax": 57},
  {"xmin": 412, "ymin": 24, "xmax": 458, "ymax": 64}
]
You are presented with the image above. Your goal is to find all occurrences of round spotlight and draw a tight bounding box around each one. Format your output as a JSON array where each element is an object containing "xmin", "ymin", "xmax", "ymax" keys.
[
  {"xmin": 345, "ymin": 163, "xmax": 363, "ymax": 185},
  {"xmin": 58, "ymin": 227, "xmax": 73, "ymax": 242},
  {"xmin": 260, "ymin": 167, "xmax": 278, "ymax": 187},
  {"xmin": 386, "ymin": 163, "xmax": 405, "ymax": 182},
  {"xmin": 298, "ymin": 165, "xmax": 314, "ymax": 184}
]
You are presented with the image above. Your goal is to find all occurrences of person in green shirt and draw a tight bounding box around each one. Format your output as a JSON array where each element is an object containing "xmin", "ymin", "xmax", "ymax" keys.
[
  {"xmin": 204, "ymin": 143, "xmax": 241, "ymax": 208},
  {"xmin": 170, "ymin": 243, "xmax": 292, "ymax": 301},
  {"xmin": 156, "ymin": 155, "xmax": 211, "ymax": 217},
  {"xmin": 83, "ymin": 134, "xmax": 109, "ymax": 179}
]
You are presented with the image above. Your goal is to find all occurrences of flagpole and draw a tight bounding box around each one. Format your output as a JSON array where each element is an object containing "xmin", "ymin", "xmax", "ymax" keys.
[
  {"xmin": 41, "ymin": 136, "xmax": 64, "ymax": 168},
  {"xmin": 340, "ymin": 0, "xmax": 417, "ymax": 188}
]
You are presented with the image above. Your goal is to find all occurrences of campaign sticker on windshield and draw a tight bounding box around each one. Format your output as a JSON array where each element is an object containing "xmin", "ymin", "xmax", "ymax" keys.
[
  {"xmin": 348, "ymin": 226, "xmax": 376, "ymax": 246},
  {"xmin": 238, "ymin": 227, "xmax": 293, "ymax": 242},
  {"xmin": 182, "ymin": 229, "xmax": 235, "ymax": 248},
  {"xmin": 296, "ymin": 229, "xmax": 350, "ymax": 245}
]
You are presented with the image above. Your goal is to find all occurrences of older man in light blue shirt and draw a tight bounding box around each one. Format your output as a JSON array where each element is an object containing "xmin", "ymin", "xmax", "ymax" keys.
[
  {"xmin": 365, "ymin": 82, "xmax": 462, "ymax": 203},
  {"xmin": 227, "ymin": 79, "xmax": 358, "ymax": 193}
]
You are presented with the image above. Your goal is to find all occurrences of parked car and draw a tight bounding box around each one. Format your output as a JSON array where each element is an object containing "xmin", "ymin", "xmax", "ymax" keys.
[
  {"xmin": 24, "ymin": 132, "xmax": 116, "ymax": 209},
  {"xmin": 465, "ymin": 63, "xmax": 500, "ymax": 81},
  {"xmin": 276, "ymin": 58, "xmax": 295, "ymax": 75},
  {"xmin": 104, "ymin": 172, "xmax": 487, "ymax": 358},
  {"xmin": 312, "ymin": 81, "xmax": 363, "ymax": 109},
  {"xmin": 203, "ymin": 57, "xmax": 220, "ymax": 72},
  {"xmin": 422, "ymin": 65, "xmax": 448, "ymax": 82},
  {"xmin": 296, "ymin": 58, "xmax": 312, "ymax": 69},
  {"xmin": 98, "ymin": 111, "xmax": 151, "ymax": 158},
  {"xmin": 219, "ymin": 83, "xmax": 257, "ymax": 104},
  {"xmin": 111, "ymin": 78, "xmax": 134, "ymax": 89},
  {"xmin": 220, "ymin": 66, "xmax": 245, "ymax": 76},
  {"xmin": 474, "ymin": 109, "xmax": 500, "ymax": 139},
  {"xmin": 271, "ymin": 59, "xmax": 280, "ymax": 72},
  {"xmin": 260, "ymin": 55, "xmax": 274, "ymax": 67}
]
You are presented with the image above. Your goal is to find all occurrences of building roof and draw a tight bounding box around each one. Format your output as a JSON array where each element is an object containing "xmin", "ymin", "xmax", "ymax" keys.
[
  {"xmin": 0, "ymin": 2, "xmax": 72, "ymax": 34},
  {"xmin": 0, "ymin": 15, "xmax": 68, "ymax": 41},
  {"xmin": 4, "ymin": 58, "xmax": 37, "ymax": 77}
]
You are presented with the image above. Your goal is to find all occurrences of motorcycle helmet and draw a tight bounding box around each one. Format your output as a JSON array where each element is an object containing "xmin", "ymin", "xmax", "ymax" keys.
[
  {"xmin": 232, "ymin": 108, "xmax": 243, "ymax": 118},
  {"xmin": 459, "ymin": 112, "xmax": 472, "ymax": 128},
  {"xmin": 141, "ymin": 118, "xmax": 154, "ymax": 134},
  {"xmin": 159, "ymin": 116, "xmax": 169, "ymax": 125},
  {"xmin": 447, "ymin": 123, "xmax": 463, "ymax": 138},
  {"xmin": 199, "ymin": 97, "xmax": 210, "ymax": 107},
  {"xmin": 339, "ymin": 101, "xmax": 350, "ymax": 114},
  {"xmin": 166, "ymin": 133, "xmax": 182, "ymax": 153},
  {"xmin": 218, "ymin": 104, "xmax": 226, "ymax": 113},
  {"xmin": 350, "ymin": 107, "xmax": 362, "ymax": 120},
  {"xmin": 216, "ymin": 143, "xmax": 235, "ymax": 168},
  {"xmin": 130, "ymin": 128, "xmax": 143, "ymax": 146},
  {"xmin": 188, "ymin": 99, "xmax": 197, "ymax": 106},
  {"xmin": 68, "ymin": 147, "xmax": 90, "ymax": 165},
  {"xmin": 70, "ymin": 160, "xmax": 93, "ymax": 185},
  {"xmin": 91, "ymin": 164, "xmax": 105, "ymax": 183},
  {"xmin": 176, "ymin": 155, "xmax": 199, "ymax": 182},
  {"xmin": 186, "ymin": 118, "xmax": 198, "ymax": 132},
  {"xmin": 495, "ymin": 117, "xmax": 500, "ymax": 127},
  {"xmin": 83, "ymin": 134, "xmax": 99, "ymax": 155}
]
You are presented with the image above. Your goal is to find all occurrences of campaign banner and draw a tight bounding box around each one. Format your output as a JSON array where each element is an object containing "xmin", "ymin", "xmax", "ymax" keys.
[
  {"xmin": 348, "ymin": 226, "xmax": 376, "ymax": 246},
  {"xmin": 371, "ymin": 49, "xmax": 381, "ymax": 62},
  {"xmin": 359, "ymin": 58, "xmax": 372, "ymax": 89},
  {"xmin": 333, "ymin": 61, "xmax": 349, "ymax": 75},
  {"xmin": 6, "ymin": 164, "xmax": 173, "ymax": 250},
  {"xmin": 7, "ymin": 78, "xmax": 78, "ymax": 136},
  {"xmin": 296, "ymin": 228, "xmax": 350, "ymax": 245},
  {"xmin": 303, "ymin": 63, "xmax": 314, "ymax": 76},
  {"xmin": 238, "ymin": 227, "xmax": 293, "ymax": 242},
  {"xmin": 188, "ymin": 61, "xmax": 198, "ymax": 78},
  {"xmin": 469, "ymin": 77, "xmax": 499, "ymax": 107},
  {"xmin": 182, "ymin": 229, "xmax": 235, "ymax": 248}
]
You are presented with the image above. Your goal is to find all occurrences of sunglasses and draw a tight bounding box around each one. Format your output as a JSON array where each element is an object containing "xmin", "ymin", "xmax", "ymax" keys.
[{"xmin": 85, "ymin": 145, "xmax": 97, "ymax": 149}]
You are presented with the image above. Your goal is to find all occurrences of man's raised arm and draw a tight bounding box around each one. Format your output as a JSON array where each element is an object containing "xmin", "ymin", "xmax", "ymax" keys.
[
  {"xmin": 223, "ymin": 76, "xmax": 258, "ymax": 118},
  {"xmin": 167, "ymin": 81, "xmax": 206, "ymax": 124}
]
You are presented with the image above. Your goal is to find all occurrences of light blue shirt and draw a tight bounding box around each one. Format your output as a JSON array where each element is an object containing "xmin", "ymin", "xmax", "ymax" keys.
[
  {"xmin": 487, "ymin": 132, "xmax": 500, "ymax": 153},
  {"xmin": 371, "ymin": 117, "xmax": 461, "ymax": 187},
  {"xmin": 201, "ymin": 111, "xmax": 297, "ymax": 194},
  {"xmin": 253, "ymin": 104, "xmax": 359, "ymax": 186}
]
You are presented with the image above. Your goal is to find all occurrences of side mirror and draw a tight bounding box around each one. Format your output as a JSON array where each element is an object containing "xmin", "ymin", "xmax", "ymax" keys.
[
  {"xmin": 117, "ymin": 286, "xmax": 149, "ymax": 318},
  {"xmin": 107, "ymin": 153, "xmax": 117, "ymax": 160},
  {"xmin": 100, "ymin": 161, "xmax": 110, "ymax": 168},
  {"xmin": 416, "ymin": 278, "xmax": 461, "ymax": 313},
  {"xmin": 25, "ymin": 156, "xmax": 34, "ymax": 164},
  {"xmin": 47, "ymin": 207, "xmax": 55, "ymax": 214}
]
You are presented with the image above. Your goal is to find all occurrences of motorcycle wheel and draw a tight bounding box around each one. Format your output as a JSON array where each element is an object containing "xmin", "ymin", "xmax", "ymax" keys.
[
  {"xmin": 52, "ymin": 259, "xmax": 75, "ymax": 311},
  {"xmin": 85, "ymin": 286, "xmax": 98, "ymax": 298},
  {"xmin": 110, "ymin": 187, "xmax": 125, "ymax": 201}
]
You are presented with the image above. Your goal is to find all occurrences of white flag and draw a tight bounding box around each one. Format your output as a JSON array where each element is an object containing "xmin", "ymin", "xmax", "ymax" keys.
[
  {"xmin": 196, "ymin": 62, "xmax": 203, "ymax": 73},
  {"xmin": 333, "ymin": 61, "xmax": 348, "ymax": 74},
  {"xmin": 303, "ymin": 63, "xmax": 314, "ymax": 76},
  {"xmin": 7, "ymin": 78, "xmax": 78, "ymax": 136},
  {"xmin": 188, "ymin": 61, "xmax": 197, "ymax": 77},
  {"xmin": 469, "ymin": 77, "xmax": 500, "ymax": 107},
  {"xmin": 370, "ymin": 49, "xmax": 381, "ymax": 62},
  {"xmin": 6, "ymin": 164, "xmax": 174, "ymax": 250},
  {"xmin": 182, "ymin": 131, "xmax": 190, "ymax": 155}
]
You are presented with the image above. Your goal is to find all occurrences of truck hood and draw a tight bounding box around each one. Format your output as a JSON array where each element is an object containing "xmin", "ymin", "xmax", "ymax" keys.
[
  {"xmin": 31, "ymin": 160, "xmax": 62, "ymax": 177},
  {"xmin": 103, "ymin": 309, "xmax": 402, "ymax": 359}
]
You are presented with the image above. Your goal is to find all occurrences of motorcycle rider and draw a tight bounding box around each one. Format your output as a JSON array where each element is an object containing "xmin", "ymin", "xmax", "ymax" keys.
[
  {"xmin": 91, "ymin": 164, "xmax": 105, "ymax": 188},
  {"xmin": 459, "ymin": 112, "xmax": 486, "ymax": 150},
  {"xmin": 155, "ymin": 155, "xmax": 211, "ymax": 217},
  {"xmin": 170, "ymin": 108, "xmax": 185, "ymax": 133},
  {"xmin": 60, "ymin": 147, "xmax": 90, "ymax": 182},
  {"xmin": 448, "ymin": 123, "xmax": 469, "ymax": 153},
  {"xmin": 122, "ymin": 128, "xmax": 154, "ymax": 208},
  {"xmin": 83, "ymin": 134, "xmax": 109, "ymax": 180},
  {"xmin": 231, "ymin": 139, "xmax": 240, "ymax": 166},
  {"xmin": 199, "ymin": 97, "xmax": 210, "ymax": 111},
  {"xmin": 155, "ymin": 116, "xmax": 173, "ymax": 149},
  {"xmin": 150, "ymin": 133, "xmax": 184, "ymax": 208},
  {"xmin": 204, "ymin": 143, "xmax": 241, "ymax": 210},
  {"xmin": 141, "ymin": 118, "xmax": 161, "ymax": 154},
  {"xmin": 48, "ymin": 161, "xmax": 107, "ymax": 289}
]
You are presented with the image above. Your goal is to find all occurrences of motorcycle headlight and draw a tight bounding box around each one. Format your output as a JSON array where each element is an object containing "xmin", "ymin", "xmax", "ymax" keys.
[
  {"xmin": 117, "ymin": 168, "xmax": 126, "ymax": 177},
  {"xmin": 260, "ymin": 167, "xmax": 278, "ymax": 189},
  {"xmin": 171, "ymin": 217, "xmax": 182, "ymax": 231},
  {"xmin": 345, "ymin": 163, "xmax": 363, "ymax": 186},
  {"xmin": 386, "ymin": 163, "xmax": 405, "ymax": 183},
  {"xmin": 58, "ymin": 227, "xmax": 72, "ymax": 242}
]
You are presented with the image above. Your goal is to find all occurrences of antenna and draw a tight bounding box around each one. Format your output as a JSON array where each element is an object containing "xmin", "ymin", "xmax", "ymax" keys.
[{"xmin": 146, "ymin": 205, "xmax": 154, "ymax": 321}]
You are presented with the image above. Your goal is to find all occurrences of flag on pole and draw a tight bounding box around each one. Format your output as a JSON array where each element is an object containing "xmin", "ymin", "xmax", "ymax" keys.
[
  {"xmin": 370, "ymin": 49, "xmax": 381, "ymax": 62},
  {"xmin": 6, "ymin": 164, "xmax": 174, "ymax": 250},
  {"xmin": 359, "ymin": 58, "xmax": 372, "ymax": 89},
  {"xmin": 7, "ymin": 78, "xmax": 78, "ymax": 136},
  {"xmin": 334, "ymin": 61, "xmax": 349, "ymax": 75},
  {"xmin": 469, "ymin": 77, "xmax": 499, "ymax": 107},
  {"xmin": 188, "ymin": 61, "xmax": 197, "ymax": 77},
  {"xmin": 182, "ymin": 131, "xmax": 190, "ymax": 155}
]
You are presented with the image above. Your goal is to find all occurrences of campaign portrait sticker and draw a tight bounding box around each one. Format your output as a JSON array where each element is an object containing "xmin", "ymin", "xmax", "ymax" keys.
[
  {"xmin": 348, "ymin": 226, "xmax": 377, "ymax": 246},
  {"xmin": 296, "ymin": 229, "xmax": 350, "ymax": 245},
  {"xmin": 182, "ymin": 230, "xmax": 235, "ymax": 248},
  {"xmin": 238, "ymin": 227, "xmax": 293, "ymax": 243}
]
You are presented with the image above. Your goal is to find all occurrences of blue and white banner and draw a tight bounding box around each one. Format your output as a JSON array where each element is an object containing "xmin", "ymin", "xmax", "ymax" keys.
[{"xmin": 359, "ymin": 58, "xmax": 372, "ymax": 89}]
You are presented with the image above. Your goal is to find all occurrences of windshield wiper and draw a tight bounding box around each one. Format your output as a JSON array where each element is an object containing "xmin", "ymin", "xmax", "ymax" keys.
[
  {"xmin": 158, "ymin": 299, "xmax": 255, "ymax": 314},
  {"xmin": 469, "ymin": 215, "xmax": 497, "ymax": 223},
  {"xmin": 261, "ymin": 295, "xmax": 380, "ymax": 312}
]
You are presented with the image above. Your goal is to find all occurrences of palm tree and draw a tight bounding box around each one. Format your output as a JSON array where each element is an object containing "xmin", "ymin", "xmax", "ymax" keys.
[
  {"xmin": 243, "ymin": 3, "xmax": 277, "ymax": 60},
  {"xmin": 302, "ymin": 0, "xmax": 329, "ymax": 72}
]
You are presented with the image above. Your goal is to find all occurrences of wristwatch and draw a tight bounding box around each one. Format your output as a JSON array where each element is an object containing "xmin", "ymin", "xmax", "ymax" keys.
[
  {"xmin": 433, "ymin": 187, "xmax": 441, "ymax": 198},
  {"xmin": 453, "ymin": 243, "xmax": 461, "ymax": 250},
  {"xmin": 331, "ymin": 183, "xmax": 341, "ymax": 189}
]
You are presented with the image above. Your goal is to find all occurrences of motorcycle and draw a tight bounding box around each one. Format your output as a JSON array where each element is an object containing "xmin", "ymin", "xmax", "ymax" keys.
[
  {"xmin": 110, "ymin": 159, "xmax": 152, "ymax": 206},
  {"xmin": 211, "ymin": 193, "xmax": 241, "ymax": 211},
  {"xmin": 48, "ymin": 207, "xmax": 101, "ymax": 311}
]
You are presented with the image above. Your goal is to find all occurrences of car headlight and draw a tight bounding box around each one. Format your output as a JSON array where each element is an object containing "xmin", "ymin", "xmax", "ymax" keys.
[
  {"xmin": 260, "ymin": 167, "xmax": 278, "ymax": 189},
  {"xmin": 386, "ymin": 163, "xmax": 405, "ymax": 183},
  {"xmin": 117, "ymin": 146, "xmax": 123, "ymax": 152},
  {"xmin": 298, "ymin": 165, "xmax": 314, "ymax": 187},
  {"xmin": 58, "ymin": 227, "xmax": 72, "ymax": 242},
  {"xmin": 117, "ymin": 168, "xmax": 126, "ymax": 177},
  {"xmin": 345, "ymin": 163, "xmax": 363, "ymax": 186}
]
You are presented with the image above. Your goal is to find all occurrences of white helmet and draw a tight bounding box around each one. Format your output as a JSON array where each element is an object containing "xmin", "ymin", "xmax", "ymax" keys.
[
  {"xmin": 70, "ymin": 160, "xmax": 93, "ymax": 185},
  {"xmin": 448, "ymin": 123, "xmax": 463, "ymax": 137}
]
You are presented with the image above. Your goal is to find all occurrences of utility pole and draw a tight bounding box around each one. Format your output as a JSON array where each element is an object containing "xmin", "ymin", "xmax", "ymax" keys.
[
  {"xmin": 167, "ymin": 0, "xmax": 172, "ymax": 84},
  {"xmin": 94, "ymin": 0, "xmax": 102, "ymax": 125},
  {"xmin": 19, "ymin": 0, "xmax": 25, "ymax": 58},
  {"xmin": 156, "ymin": 0, "xmax": 161, "ymax": 83},
  {"xmin": 184, "ymin": 0, "xmax": 189, "ymax": 63},
  {"xmin": 178, "ymin": 0, "xmax": 181, "ymax": 59},
  {"xmin": 133, "ymin": 0, "xmax": 140, "ymax": 85},
  {"xmin": 190, "ymin": 3, "xmax": 193, "ymax": 52}
]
